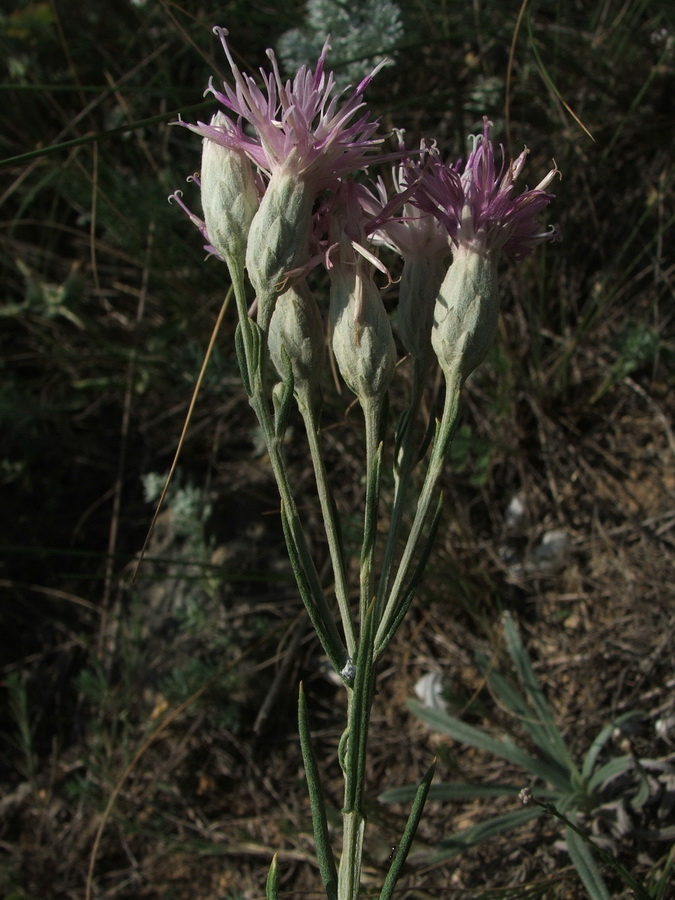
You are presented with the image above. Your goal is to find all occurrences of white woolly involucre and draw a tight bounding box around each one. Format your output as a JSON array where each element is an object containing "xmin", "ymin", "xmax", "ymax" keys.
[
  {"xmin": 245, "ymin": 169, "xmax": 314, "ymax": 331},
  {"xmin": 329, "ymin": 251, "xmax": 396, "ymax": 403},
  {"xmin": 200, "ymin": 113, "xmax": 258, "ymax": 263},
  {"xmin": 431, "ymin": 244, "xmax": 500, "ymax": 384},
  {"xmin": 268, "ymin": 283, "xmax": 325, "ymax": 410}
]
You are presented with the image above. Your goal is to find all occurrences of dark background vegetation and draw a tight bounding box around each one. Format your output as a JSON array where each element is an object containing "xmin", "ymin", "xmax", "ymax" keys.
[{"xmin": 1, "ymin": 0, "xmax": 673, "ymax": 897}]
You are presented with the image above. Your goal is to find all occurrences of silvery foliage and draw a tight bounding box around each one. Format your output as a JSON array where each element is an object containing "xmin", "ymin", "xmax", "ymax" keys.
[{"xmin": 277, "ymin": 0, "xmax": 403, "ymax": 87}]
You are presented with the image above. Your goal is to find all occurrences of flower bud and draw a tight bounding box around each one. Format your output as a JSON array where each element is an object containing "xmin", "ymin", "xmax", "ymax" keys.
[
  {"xmin": 200, "ymin": 112, "xmax": 259, "ymax": 264},
  {"xmin": 398, "ymin": 254, "xmax": 447, "ymax": 362},
  {"xmin": 268, "ymin": 282, "xmax": 324, "ymax": 411},
  {"xmin": 245, "ymin": 167, "xmax": 314, "ymax": 331},
  {"xmin": 330, "ymin": 249, "xmax": 396, "ymax": 404},
  {"xmin": 431, "ymin": 244, "xmax": 499, "ymax": 384}
]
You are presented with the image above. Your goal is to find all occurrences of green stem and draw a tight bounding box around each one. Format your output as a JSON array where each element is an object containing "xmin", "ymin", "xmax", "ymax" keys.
[
  {"xmin": 338, "ymin": 600, "xmax": 376, "ymax": 900},
  {"xmin": 335, "ymin": 395, "xmax": 385, "ymax": 898},
  {"xmin": 226, "ymin": 254, "xmax": 252, "ymax": 335},
  {"xmin": 338, "ymin": 807, "xmax": 365, "ymax": 900},
  {"xmin": 300, "ymin": 401, "xmax": 356, "ymax": 659},
  {"xmin": 229, "ymin": 263, "xmax": 347, "ymax": 676},
  {"xmin": 374, "ymin": 370, "xmax": 462, "ymax": 657},
  {"xmin": 375, "ymin": 356, "xmax": 429, "ymax": 623},
  {"xmin": 260, "ymin": 396, "xmax": 346, "ymax": 673},
  {"xmin": 360, "ymin": 398, "xmax": 384, "ymax": 626}
]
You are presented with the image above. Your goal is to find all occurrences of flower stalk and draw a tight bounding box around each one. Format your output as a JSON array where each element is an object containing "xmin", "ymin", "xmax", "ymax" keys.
[{"xmin": 299, "ymin": 399, "xmax": 356, "ymax": 657}]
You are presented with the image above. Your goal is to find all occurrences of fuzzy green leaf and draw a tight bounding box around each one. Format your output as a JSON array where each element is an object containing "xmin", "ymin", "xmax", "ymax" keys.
[
  {"xmin": 565, "ymin": 825, "xmax": 611, "ymax": 900},
  {"xmin": 265, "ymin": 853, "xmax": 279, "ymax": 900},
  {"xmin": 379, "ymin": 760, "xmax": 436, "ymax": 900},
  {"xmin": 582, "ymin": 712, "xmax": 641, "ymax": 780},
  {"xmin": 380, "ymin": 781, "xmax": 542, "ymax": 804},
  {"xmin": 375, "ymin": 494, "xmax": 443, "ymax": 659},
  {"xmin": 279, "ymin": 501, "xmax": 347, "ymax": 677},
  {"xmin": 502, "ymin": 613, "xmax": 577, "ymax": 776},
  {"xmin": 407, "ymin": 699, "xmax": 571, "ymax": 792},
  {"xmin": 298, "ymin": 684, "xmax": 338, "ymax": 900},
  {"xmin": 427, "ymin": 807, "xmax": 542, "ymax": 862}
]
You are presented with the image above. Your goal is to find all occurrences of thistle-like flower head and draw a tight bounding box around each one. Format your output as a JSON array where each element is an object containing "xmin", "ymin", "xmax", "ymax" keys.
[
  {"xmin": 415, "ymin": 119, "xmax": 559, "ymax": 259},
  {"xmin": 361, "ymin": 133, "xmax": 451, "ymax": 263},
  {"xmin": 186, "ymin": 28, "xmax": 386, "ymax": 186},
  {"xmin": 355, "ymin": 135, "xmax": 453, "ymax": 361}
]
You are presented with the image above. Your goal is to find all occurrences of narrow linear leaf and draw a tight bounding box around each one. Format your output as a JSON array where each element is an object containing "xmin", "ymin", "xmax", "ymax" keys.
[
  {"xmin": 265, "ymin": 853, "xmax": 279, "ymax": 900},
  {"xmin": 380, "ymin": 781, "xmax": 539, "ymax": 804},
  {"xmin": 582, "ymin": 712, "xmax": 641, "ymax": 780},
  {"xmin": 279, "ymin": 502, "xmax": 346, "ymax": 677},
  {"xmin": 379, "ymin": 759, "xmax": 436, "ymax": 900},
  {"xmin": 0, "ymin": 101, "xmax": 214, "ymax": 169},
  {"xmin": 428, "ymin": 807, "xmax": 542, "ymax": 863},
  {"xmin": 632, "ymin": 761, "xmax": 652, "ymax": 810},
  {"xmin": 248, "ymin": 319, "xmax": 265, "ymax": 394},
  {"xmin": 375, "ymin": 494, "xmax": 444, "ymax": 659},
  {"xmin": 298, "ymin": 684, "xmax": 338, "ymax": 900},
  {"xmin": 483, "ymin": 660, "xmax": 559, "ymax": 762},
  {"xmin": 347, "ymin": 599, "xmax": 376, "ymax": 811},
  {"xmin": 407, "ymin": 699, "xmax": 571, "ymax": 793},
  {"xmin": 276, "ymin": 496, "xmax": 344, "ymax": 664},
  {"xmin": 393, "ymin": 407, "xmax": 412, "ymax": 476},
  {"xmin": 234, "ymin": 322, "xmax": 252, "ymax": 396},
  {"xmin": 543, "ymin": 804, "xmax": 650, "ymax": 899},
  {"xmin": 565, "ymin": 825, "xmax": 611, "ymax": 900},
  {"xmin": 525, "ymin": 12, "xmax": 595, "ymax": 141},
  {"xmin": 502, "ymin": 613, "xmax": 575, "ymax": 773},
  {"xmin": 361, "ymin": 439, "xmax": 383, "ymax": 569},
  {"xmin": 416, "ymin": 401, "xmax": 437, "ymax": 463},
  {"xmin": 582, "ymin": 720, "xmax": 616, "ymax": 782},
  {"xmin": 586, "ymin": 754, "xmax": 633, "ymax": 793},
  {"xmin": 651, "ymin": 847, "xmax": 675, "ymax": 900}
]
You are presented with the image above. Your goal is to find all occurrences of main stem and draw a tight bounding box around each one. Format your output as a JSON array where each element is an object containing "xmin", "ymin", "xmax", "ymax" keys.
[
  {"xmin": 338, "ymin": 396, "xmax": 383, "ymax": 899},
  {"xmin": 338, "ymin": 605, "xmax": 376, "ymax": 900}
]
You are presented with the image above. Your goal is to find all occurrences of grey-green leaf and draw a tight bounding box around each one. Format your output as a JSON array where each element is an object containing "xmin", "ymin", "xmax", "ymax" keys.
[
  {"xmin": 298, "ymin": 683, "xmax": 338, "ymax": 900},
  {"xmin": 565, "ymin": 825, "xmax": 611, "ymax": 900}
]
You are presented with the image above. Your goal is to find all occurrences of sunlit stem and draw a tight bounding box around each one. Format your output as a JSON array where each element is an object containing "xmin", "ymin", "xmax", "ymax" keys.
[
  {"xmin": 338, "ymin": 600, "xmax": 376, "ymax": 900},
  {"xmin": 375, "ymin": 355, "xmax": 430, "ymax": 623},
  {"xmin": 300, "ymin": 400, "xmax": 356, "ymax": 658},
  {"xmin": 359, "ymin": 397, "xmax": 384, "ymax": 627},
  {"xmin": 338, "ymin": 806, "xmax": 365, "ymax": 900},
  {"xmin": 228, "ymin": 262, "xmax": 347, "ymax": 674},
  {"xmin": 374, "ymin": 369, "xmax": 462, "ymax": 657}
]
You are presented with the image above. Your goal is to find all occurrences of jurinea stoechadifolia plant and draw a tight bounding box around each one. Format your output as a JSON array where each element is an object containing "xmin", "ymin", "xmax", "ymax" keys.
[{"xmin": 171, "ymin": 27, "xmax": 558, "ymax": 900}]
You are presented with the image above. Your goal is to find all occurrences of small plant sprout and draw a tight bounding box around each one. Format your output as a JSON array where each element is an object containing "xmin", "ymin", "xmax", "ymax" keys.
[{"xmin": 172, "ymin": 29, "xmax": 559, "ymax": 900}]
